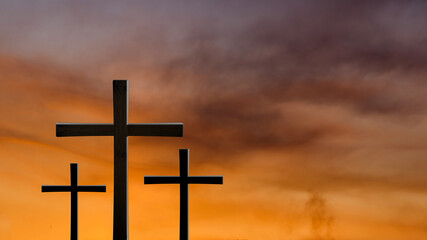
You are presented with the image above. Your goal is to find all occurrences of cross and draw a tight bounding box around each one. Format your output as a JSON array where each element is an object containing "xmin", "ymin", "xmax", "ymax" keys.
[
  {"xmin": 56, "ymin": 80, "xmax": 183, "ymax": 240},
  {"xmin": 144, "ymin": 149, "xmax": 223, "ymax": 240},
  {"xmin": 41, "ymin": 163, "xmax": 106, "ymax": 240}
]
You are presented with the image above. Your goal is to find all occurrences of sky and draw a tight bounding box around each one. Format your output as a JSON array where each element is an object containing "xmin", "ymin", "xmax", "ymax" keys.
[{"xmin": 0, "ymin": 1, "xmax": 427, "ymax": 240}]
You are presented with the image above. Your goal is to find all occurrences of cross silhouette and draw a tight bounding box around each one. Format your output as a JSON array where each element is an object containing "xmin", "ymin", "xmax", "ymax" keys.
[
  {"xmin": 144, "ymin": 149, "xmax": 223, "ymax": 240},
  {"xmin": 56, "ymin": 80, "xmax": 183, "ymax": 240},
  {"xmin": 42, "ymin": 163, "xmax": 106, "ymax": 240}
]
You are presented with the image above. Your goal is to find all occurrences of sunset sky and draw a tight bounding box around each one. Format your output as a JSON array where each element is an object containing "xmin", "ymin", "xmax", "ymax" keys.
[{"xmin": 0, "ymin": 1, "xmax": 427, "ymax": 240}]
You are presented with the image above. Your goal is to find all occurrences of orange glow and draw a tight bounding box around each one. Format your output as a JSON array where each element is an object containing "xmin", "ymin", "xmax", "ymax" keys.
[{"xmin": 1, "ymin": 2, "xmax": 427, "ymax": 239}]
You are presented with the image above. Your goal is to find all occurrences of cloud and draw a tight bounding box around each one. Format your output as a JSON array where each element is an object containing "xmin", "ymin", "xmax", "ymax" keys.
[{"xmin": 305, "ymin": 191, "xmax": 335, "ymax": 240}]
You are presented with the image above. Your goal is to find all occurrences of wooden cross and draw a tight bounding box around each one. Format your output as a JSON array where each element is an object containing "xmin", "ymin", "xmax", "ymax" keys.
[
  {"xmin": 42, "ymin": 163, "xmax": 106, "ymax": 240},
  {"xmin": 144, "ymin": 149, "xmax": 223, "ymax": 240},
  {"xmin": 56, "ymin": 80, "xmax": 183, "ymax": 240}
]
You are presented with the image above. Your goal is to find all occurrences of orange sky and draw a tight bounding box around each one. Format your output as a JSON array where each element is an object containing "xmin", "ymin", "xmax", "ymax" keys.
[{"xmin": 0, "ymin": 1, "xmax": 427, "ymax": 240}]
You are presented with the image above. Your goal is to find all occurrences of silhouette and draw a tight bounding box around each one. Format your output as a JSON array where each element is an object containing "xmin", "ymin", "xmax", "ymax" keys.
[
  {"xmin": 56, "ymin": 80, "xmax": 183, "ymax": 240},
  {"xmin": 41, "ymin": 163, "xmax": 106, "ymax": 240},
  {"xmin": 144, "ymin": 149, "xmax": 223, "ymax": 240}
]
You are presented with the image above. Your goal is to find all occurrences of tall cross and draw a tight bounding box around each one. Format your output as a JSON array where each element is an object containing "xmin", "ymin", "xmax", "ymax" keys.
[
  {"xmin": 41, "ymin": 163, "xmax": 106, "ymax": 240},
  {"xmin": 56, "ymin": 80, "xmax": 183, "ymax": 240},
  {"xmin": 144, "ymin": 149, "xmax": 223, "ymax": 240}
]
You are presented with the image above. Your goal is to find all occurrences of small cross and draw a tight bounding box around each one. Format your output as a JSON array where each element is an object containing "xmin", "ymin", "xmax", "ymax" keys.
[
  {"xmin": 144, "ymin": 149, "xmax": 223, "ymax": 240},
  {"xmin": 56, "ymin": 80, "xmax": 183, "ymax": 240},
  {"xmin": 42, "ymin": 163, "xmax": 106, "ymax": 240}
]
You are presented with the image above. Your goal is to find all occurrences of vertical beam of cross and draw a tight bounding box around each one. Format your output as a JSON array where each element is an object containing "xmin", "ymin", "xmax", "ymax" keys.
[
  {"xmin": 113, "ymin": 80, "xmax": 129, "ymax": 240},
  {"xmin": 42, "ymin": 163, "xmax": 106, "ymax": 240},
  {"xmin": 56, "ymin": 80, "xmax": 183, "ymax": 240},
  {"xmin": 144, "ymin": 149, "xmax": 223, "ymax": 240}
]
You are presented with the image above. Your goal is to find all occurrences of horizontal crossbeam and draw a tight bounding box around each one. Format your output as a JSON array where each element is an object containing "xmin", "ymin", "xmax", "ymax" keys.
[
  {"xmin": 77, "ymin": 186, "xmax": 106, "ymax": 192},
  {"xmin": 56, "ymin": 123, "xmax": 183, "ymax": 137},
  {"xmin": 41, "ymin": 185, "xmax": 106, "ymax": 192},
  {"xmin": 188, "ymin": 176, "xmax": 223, "ymax": 184},
  {"xmin": 144, "ymin": 176, "xmax": 223, "ymax": 184},
  {"xmin": 56, "ymin": 123, "xmax": 114, "ymax": 137},
  {"xmin": 42, "ymin": 185, "xmax": 71, "ymax": 192},
  {"xmin": 128, "ymin": 123, "xmax": 183, "ymax": 137}
]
